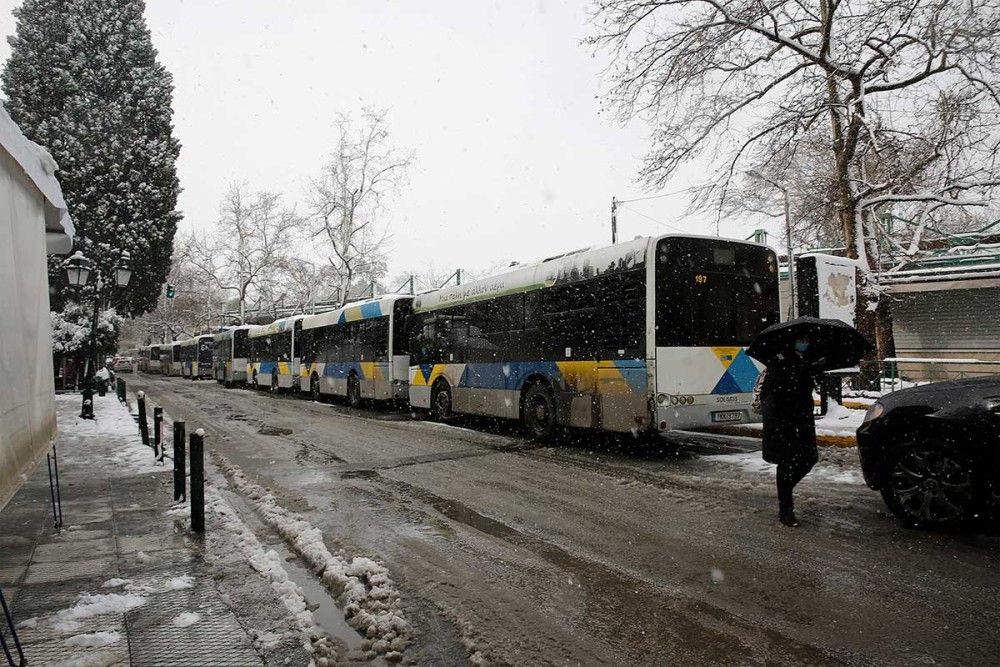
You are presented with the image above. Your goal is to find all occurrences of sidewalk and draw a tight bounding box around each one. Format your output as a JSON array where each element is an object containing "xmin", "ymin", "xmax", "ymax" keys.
[{"xmin": 0, "ymin": 392, "xmax": 312, "ymax": 666}]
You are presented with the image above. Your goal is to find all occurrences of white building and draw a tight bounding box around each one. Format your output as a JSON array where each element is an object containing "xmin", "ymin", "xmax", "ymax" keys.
[{"xmin": 0, "ymin": 103, "xmax": 74, "ymax": 508}]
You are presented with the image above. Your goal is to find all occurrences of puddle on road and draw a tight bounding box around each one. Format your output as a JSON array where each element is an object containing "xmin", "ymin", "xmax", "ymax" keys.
[
  {"xmin": 215, "ymin": 486, "xmax": 382, "ymax": 663},
  {"xmin": 258, "ymin": 425, "xmax": 294, "ymax": 436},
  {"xmin": 262, "ymin": 538, "xmax": 383, "ymax": 664}
]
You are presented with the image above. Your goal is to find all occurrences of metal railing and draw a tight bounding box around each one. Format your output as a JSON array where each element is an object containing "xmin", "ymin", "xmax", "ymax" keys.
[{"xmin": 881, "ymin": 356, "xmax": 998, "ymax": 392}]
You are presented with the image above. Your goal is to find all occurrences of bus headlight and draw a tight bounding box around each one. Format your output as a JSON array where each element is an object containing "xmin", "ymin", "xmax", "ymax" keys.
[
  {"xmin": 656, "ymin": 393, "xmax": 668, "ymax": 405},
  {"xmin": 670, "ymin": 395, "xmax": 679, "ymax": 405}
]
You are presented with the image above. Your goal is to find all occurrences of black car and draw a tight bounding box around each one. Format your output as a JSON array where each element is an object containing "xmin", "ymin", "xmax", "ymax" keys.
[{"xmin": 857, "ymin": 375, "xmax": 1000, "ymax": 528}]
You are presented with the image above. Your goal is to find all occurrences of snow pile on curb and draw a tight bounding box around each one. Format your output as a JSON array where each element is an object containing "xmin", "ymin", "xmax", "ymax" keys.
[
  {"xmin": 214, "ymin": 455, "xmax": 410, "ymax": 660},
  {"xmin": 704, "ymin": 452, "xmax": 865, "ymax": 484},
  {"xmin": 206, "ymin": 487, "xmax": 340, "ymax": 664},
  {"xmin": 64, "ymin": 630, "xmax": 122, "ymax": 648}
]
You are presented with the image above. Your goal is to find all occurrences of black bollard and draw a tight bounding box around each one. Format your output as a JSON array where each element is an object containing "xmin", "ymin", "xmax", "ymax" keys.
[
  {"xmin": 173, "ymin": 421, "xmax": 186, "ymax": 502},
  {"xmin": 153, "ymin": 407, "xmax": 163, "ymax": 460},
  {"xmin": 80, "ymin": 383, "xmax": 95, "ymax": 420},
  {"xmin": 190, "ymin": 429, "xmax": 205, "ymax": 533},
  {"xmin": 137, "ymin": 391, "xmax": 150, "ymax": 448}
]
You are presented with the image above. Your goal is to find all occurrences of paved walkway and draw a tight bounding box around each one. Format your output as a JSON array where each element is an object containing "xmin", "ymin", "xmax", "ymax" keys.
[{"xmin": 0, "ymin": 392, "xmax": 310, "ymax": 666}]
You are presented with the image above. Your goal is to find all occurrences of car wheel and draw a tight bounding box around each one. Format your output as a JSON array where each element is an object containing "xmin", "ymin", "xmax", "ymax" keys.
[
  {"xmin": 347, "ymin": 374, "xmax": 361, "ymax": 408},
  {"xmin": 882, "ymin": 437, "xmax": 980, "ymax": 528},
  {"xmin": 522, "ymin": 383, "xmax": 557, "ymax": 441},
  {"xmin": 311, "ymin": 374, "xmax": 322, "ymax": 402},
  {"xmin": 430, "ymin": 380, "xmax": 451, "ymax": 420}
]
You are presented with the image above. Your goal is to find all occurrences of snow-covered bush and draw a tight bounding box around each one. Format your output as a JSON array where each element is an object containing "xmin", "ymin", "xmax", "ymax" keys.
[{"xmin": 51, "ymin": 302, "xmax": 122, "ymax": 355}]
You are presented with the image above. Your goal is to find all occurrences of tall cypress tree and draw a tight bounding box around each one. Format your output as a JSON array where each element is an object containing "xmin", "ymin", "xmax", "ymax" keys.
[{"xmin": 3, "ymin": 0, "xmax": 181, "ymax": 317}]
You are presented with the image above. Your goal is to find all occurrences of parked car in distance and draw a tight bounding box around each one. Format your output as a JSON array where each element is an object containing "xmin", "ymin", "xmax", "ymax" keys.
[
  {"xmin": 111, "ymin": 356, "xmax": 134, "ymax": 373},
  {"xmin": 857, "ymin": 375, "xmax": 1000, "ymax": 529}
]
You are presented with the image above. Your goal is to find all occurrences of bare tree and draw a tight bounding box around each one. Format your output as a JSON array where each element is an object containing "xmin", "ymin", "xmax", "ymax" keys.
[
  {"xmin": 589, "ymin": 0, "xmax": 1000, "ymax": 357},
  {"xmin": 308, "ymin": 108, "xmax": 414, "ymax": 306},
  {"xmin": 120, "ymin": 236, "xmax": 229, "ymax": 344},
  {"xmin": 187, "ymin": 183, "xmax": 301, "ymax": 323}
]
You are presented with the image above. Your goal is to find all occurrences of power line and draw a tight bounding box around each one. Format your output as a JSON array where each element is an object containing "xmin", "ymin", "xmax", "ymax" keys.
[
  {"xmin": 615, "ymin": 185, "xmax": 697, "ymax": 205},
  {"xmin": 618, "ymin": 203, "xmax": 688, "ymax": 233}
]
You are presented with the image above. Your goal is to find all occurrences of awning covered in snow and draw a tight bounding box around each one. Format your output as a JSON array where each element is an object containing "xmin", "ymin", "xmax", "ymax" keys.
[{"xmin": 0, "ymin": 102, "xmax": 75, "ymax": 254}]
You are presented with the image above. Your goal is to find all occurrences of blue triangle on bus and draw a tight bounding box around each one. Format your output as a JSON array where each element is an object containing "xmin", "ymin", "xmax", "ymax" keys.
[
  {"xmin": 711, "ymin": 371, "xmax": 742, "ymax": 395},
  {"xmin": 419, "ymin": 363, "xmax": 434, "ymax": 383},
  {"xmin": 726, "ymin": 350, "xmax": 760, "ymax": 393}
]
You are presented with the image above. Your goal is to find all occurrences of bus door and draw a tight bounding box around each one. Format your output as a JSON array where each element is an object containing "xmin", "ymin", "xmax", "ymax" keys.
[{"xmin": 292, "ymin": 320, "xmax": 304, "ymax": 390}]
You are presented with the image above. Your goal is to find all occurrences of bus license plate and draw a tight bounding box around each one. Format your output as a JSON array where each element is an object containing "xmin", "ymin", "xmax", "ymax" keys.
[{"xmin": 712, "ymin": 410, "xmax": 743, "ymax": 423}]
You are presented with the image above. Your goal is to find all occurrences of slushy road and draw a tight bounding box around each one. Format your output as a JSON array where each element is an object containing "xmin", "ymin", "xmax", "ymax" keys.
[{"xmin": 128, "ymin": 373, "xmax": 998, "ymax": 666}]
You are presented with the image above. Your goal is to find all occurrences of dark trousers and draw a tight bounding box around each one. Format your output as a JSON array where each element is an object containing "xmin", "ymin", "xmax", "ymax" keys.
[{"xmin": 776, "ymin": 458, "xmax": 814, "ymax": 511}]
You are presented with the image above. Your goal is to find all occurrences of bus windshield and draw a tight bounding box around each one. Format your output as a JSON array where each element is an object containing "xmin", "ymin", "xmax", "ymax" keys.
[
  {"xmin": 655, "ymin": 237, "xmax": 779, "ymax": 347},
  {"xmin": 233, "ymin": 330, "xmax": 249, "ymax": 358}
]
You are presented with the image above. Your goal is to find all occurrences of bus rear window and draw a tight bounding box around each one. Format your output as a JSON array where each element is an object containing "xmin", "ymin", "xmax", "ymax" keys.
[{"xmin": 656, "ymin": 238, "xmax": 779, "ymax": 347}]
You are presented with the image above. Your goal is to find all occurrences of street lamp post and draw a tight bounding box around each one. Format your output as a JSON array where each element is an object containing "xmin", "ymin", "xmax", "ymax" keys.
[
  {"xmin": 64, "ymin": 248, "xmax": 132, "ymax": 419},
  {"xmin": 748, "ymin": 171, "xmax": 796, "ymax": 319}
]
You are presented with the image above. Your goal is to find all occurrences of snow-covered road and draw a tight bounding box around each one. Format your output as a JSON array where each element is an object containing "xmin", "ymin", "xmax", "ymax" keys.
[{"xmin": 126, "ymin": 373, "xmax": 999, "ymax": 666}]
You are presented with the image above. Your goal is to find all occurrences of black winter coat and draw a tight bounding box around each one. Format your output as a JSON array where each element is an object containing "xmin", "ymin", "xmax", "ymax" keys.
[{"xmin": 760, "ymin": 352, "xmax": 820, "ymax": 466}]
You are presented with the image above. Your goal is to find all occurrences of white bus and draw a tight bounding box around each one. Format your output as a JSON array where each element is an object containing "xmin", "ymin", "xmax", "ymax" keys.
[
  {"xmin": 297, "ymin": 295, "xmax": 414, "ymax": 406},
  {"xmin": 148, "ymin": 344, "xmax": 166, "ymax": 374},
  {"xmin": 246, "ymin": 316, "xmax": 304, "ymax": 391},
  {"xmin": 165, "ymin": 342, "xmax": 182, "ymax": 376},
  {"xmin": 213, "ymin": 326, "xmax": 251, "ymax": 386},
  {"xmin": 407, "ymin": 234, "xmax": 779, "ymax": 439}
]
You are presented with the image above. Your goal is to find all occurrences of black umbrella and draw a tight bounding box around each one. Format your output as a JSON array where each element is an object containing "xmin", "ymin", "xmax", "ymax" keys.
[{"xmin": 746, "ymin": 316, "xmax": 871, "ymax": 371}]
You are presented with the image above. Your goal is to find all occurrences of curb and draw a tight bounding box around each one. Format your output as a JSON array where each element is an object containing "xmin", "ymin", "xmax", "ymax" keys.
[{"xmin": 695, "ymin": 425, "xmax": 857, "ymax": 448}]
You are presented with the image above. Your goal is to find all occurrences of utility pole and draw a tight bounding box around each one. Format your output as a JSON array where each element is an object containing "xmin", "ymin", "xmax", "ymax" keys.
[
  {"xmin": 611, "ymin": 196, "xmax": 618, "ymax": 244},
  {"xmin": 749, "ymin": 171, "xmax": 796, "ymax": 318},
  {"xmin": 782, "ymin": 189, "xmax": 796, "ymax": 318}
]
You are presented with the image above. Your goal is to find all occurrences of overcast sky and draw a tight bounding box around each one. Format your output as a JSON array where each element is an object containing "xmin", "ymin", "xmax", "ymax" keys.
[{"xmin": 0, "ymin": 0, "xmax": 775, "ymax": 279}]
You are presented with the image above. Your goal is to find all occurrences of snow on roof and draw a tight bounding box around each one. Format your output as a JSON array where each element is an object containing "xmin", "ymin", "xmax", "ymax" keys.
[
  {"xmin": 300, "ymin": 294, "xmax": 414, "ymax": 331},
  {"xmin": 413, "ymin": 236, "xmax": 650, "ymax": 313},
  {"xmin": 0, "ymin": 102, "xmax": 75, "ymax": 254},
  {"xmin": 248, "ymin": 314, "xmax": 305, "ymax": 338},
  {"xmin": 213, "ymin": 324, "xmax": 252, "ymax": 341}
]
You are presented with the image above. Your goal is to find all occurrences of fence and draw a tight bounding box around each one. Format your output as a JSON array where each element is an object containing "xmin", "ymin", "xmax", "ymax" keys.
[{"xmin": 879, "ymin": 357, "xmax": 999, "ymax": 392}]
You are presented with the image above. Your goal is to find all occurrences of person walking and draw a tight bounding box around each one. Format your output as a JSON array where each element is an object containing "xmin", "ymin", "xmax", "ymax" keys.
[{"xmin": 759, "ymin": 336, "xmax": 824, "ymax": 527}]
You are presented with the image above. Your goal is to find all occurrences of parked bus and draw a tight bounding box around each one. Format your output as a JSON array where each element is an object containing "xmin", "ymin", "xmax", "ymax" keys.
[
  {"xmin": 297, "ymin": 295, "xmax": 414, "ymax": 406},
  {"xmin": 176, "ymin": 338, "xmax": 197, "ymax": 378},
  {"xmin": 407, "ymin": 234, "xmax": 779, "ymax": 438},
  {"xmin": 213, "ymin": 326, "xmax": 251, "ymax": 386},
  {"xmin": 166, "ymin": 342, "xmax": 182, "ymax": 376},
  {"xmin": 136, "ymin": 346, "xmax": 150, "ymax": 372},
  {"xmin": 148, "ymin": 344, "xmax": 164, "ymax": 374},
  {"xmin": 192, "ymin": 335, "xmax": 215, "ymax": 379},
  {"xmin": 247, "ymin": 316, "xmax": 304, "ymax": 391}
]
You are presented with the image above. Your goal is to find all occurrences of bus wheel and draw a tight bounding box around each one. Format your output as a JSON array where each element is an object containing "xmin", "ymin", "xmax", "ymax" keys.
[
  {"xmin": 523, "ymin": 383, "xmax": 556, "ymax": 441},
  {"xmin": 431, "ymin": 381, "xmax": 452, "ymax": 420},
  {"xmin": 311, "ymin": 374, "xmax": 322, "ymax": 402},
  {"xmin": 347, "ymin": 375, "xmax": 362, "ymax": 408}
]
